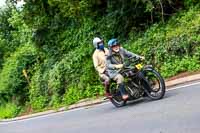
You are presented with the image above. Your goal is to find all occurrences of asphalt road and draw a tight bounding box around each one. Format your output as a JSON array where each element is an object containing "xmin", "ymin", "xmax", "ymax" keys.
[{"xmin": 1, "ymin": 82, "xmax": 200, "ymax": 133}]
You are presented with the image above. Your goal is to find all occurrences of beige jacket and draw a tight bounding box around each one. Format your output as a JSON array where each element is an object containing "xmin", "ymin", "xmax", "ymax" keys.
[{"xmin": 92, "ymin": 48, "xmax": 109, "ymax": 74}]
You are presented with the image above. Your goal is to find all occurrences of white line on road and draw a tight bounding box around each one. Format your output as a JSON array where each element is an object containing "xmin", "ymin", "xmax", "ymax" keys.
[
  {"xmin": 1, "ymin": 81, "xmax": 200, "ymax": 124},
  {"xmin": 166, "ymin": 81, "xmax": 200, "ymax": 91}
]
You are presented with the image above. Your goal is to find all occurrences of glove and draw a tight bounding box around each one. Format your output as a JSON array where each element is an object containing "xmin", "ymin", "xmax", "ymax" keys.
[{"xmin": 115, "ymin": 64, "xmax": 123, "ymax": 69}]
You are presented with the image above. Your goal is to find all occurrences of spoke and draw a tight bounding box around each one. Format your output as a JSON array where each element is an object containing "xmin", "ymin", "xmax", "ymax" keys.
[{"xmin": 145, "ymin": 70, "xmax": 162, "ymax": 96}]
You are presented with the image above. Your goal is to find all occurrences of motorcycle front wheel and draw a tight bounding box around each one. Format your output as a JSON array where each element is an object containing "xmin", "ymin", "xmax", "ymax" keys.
[{"xmin": 141, "ymin": 67, "xmax": 166, "ymax": 100}]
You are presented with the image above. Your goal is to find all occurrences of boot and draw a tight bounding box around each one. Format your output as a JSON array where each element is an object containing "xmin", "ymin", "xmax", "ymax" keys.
[
  {"xmin": 118, "ymin": 83, "xmax": 129, "ymax": 100},
  {"xmin": 104, "ymin": 81, "xmax": 112, "ymax": 98}
]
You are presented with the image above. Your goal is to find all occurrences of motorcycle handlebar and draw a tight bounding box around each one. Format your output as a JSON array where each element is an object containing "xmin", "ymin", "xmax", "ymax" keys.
[{"xmin": 123, "ymin": 56, "xmax": 142, "ymax": 67}]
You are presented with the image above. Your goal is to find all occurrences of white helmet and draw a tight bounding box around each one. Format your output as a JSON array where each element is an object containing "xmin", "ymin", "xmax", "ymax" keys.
[{"xmin": 93, "ymin": 37, "xmax": 102, "ymax": 48}]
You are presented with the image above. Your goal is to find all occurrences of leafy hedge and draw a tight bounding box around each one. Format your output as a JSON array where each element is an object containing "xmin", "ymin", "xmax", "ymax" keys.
[
  {"xmin": 0, "ymin": 102, "xmax": 20, "ymax": 119},
  {"xmin": 0, "ymin": 44, "xmax": 37, "ymax": 105},
  {"xmin": 0, "ymin": 1, "xmax": 199, "ymax": 118},
  {"xmin": 127, "ymin": 6, "xmax": 200, "ymax": 77}
]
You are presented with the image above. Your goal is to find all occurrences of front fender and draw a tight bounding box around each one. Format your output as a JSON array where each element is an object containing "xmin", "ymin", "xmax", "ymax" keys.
[
  {"xmin": 143, "ymin": 65, "xmax": 153, "ymax": 71},
  {"xmin": 137, "ymin": 71, "xmax": 152, "ymax": 92}
]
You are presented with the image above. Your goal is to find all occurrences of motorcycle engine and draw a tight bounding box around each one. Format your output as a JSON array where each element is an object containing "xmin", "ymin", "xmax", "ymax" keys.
[{"xmin": 126, "ymin": 80, "xmax": 144, "ymax": 99}]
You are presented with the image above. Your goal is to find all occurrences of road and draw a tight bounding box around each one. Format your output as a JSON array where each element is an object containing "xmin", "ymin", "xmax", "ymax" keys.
[{"xmin": 0, "ymin": 82, "xmax": 200, "ymax": 133}]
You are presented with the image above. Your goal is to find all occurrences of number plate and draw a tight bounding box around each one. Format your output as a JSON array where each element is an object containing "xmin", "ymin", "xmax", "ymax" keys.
[{"xmin": 135, "ymin": 64, "xmax": 143, "ymax": 70}]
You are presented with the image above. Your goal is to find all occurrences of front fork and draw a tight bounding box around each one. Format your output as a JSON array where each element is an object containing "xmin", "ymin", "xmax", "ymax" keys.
[{"xmin": 137, "ymin": 71, "xmax": 152, "ymax": 93}]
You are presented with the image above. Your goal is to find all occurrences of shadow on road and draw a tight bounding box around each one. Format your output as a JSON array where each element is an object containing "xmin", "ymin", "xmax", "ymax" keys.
[{"xmin": 112, "ymin": 90, "xmax": 179, "ymax": 110}]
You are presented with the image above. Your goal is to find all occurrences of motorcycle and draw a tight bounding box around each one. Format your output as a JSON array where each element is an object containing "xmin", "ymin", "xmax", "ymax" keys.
[{"xmin": 108, "ymin": 57, "xmax": 166, "ymax": 107}]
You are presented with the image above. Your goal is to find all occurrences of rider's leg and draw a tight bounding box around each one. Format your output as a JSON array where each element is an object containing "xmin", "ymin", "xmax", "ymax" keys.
[
  {"xmin": 100, "ymin": 74, "xmax": 111, "ymax": 97},
  {"xmin": 113, "ymin": 74, "xmax": 129, "ymax": 100}
]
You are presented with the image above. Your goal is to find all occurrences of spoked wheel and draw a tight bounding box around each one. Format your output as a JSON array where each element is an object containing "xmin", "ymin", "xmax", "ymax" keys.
[
  {"xmin": 109, "ymin": 84, "xmax": 126, "ymax": 107},
  {"xmin": 142, "ymin": 68, "xmax": 166, "ymax": 100}
]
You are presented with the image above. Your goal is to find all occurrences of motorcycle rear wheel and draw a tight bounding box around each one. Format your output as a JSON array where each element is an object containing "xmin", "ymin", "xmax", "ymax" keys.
[{"xmin": 109, "ymin": 85, "xmax": 127, "ymax": 107}]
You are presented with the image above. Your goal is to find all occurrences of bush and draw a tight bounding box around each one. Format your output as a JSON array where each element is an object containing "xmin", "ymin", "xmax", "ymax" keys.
[
  {"xmin": 161, "ymin": 56, "xmax": 200, "ymax": 77},
  {"xmin": 0, "ymin": 103, "xmax": 21, "ymax": 119},
  {"xmin": 127, "ymin": 7, "xmax": 200, "ymax": 78},
  {"xmin": 184, "ymin": 0, "xmax": 199, "ymax": 8},
  {"xmin": 29, "ymin": 64, "xmax": 50, "ymax": 110},
  {"xmin": 0, "ymin": 44, "xmax": 37, "ymax": 105}
]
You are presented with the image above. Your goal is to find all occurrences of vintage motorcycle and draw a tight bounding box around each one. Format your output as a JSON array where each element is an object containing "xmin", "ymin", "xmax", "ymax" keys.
[{"xmin": 108, "ymin": 57, "xmax": 166, "ymax": 107}]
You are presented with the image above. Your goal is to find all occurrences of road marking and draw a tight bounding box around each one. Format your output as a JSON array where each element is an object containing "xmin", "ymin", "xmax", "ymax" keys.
[
  {"xmin": 166, "ymin": 81, "xmax": 200, "ymax": 91},
  {"xmin": 1, "ymin": 81, "xmax": 200, "ymax": 124}
]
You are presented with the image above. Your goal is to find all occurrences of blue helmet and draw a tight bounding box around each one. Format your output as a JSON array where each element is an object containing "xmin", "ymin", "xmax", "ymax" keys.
[{"xmin": 108, "ymin": 38, "xmax": 119, "ymax": 47}]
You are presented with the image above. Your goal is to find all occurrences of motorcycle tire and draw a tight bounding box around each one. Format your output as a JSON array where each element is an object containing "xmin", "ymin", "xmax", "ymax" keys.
[{"xmin": 142, "ymin": 67, "xmax": 166, "ymax": 100}]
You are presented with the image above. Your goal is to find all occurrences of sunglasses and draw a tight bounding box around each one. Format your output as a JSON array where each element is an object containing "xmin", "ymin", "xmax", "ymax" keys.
[{"xmin": 111, "ymin": 44, "xmax": 120, "ymax": 48}]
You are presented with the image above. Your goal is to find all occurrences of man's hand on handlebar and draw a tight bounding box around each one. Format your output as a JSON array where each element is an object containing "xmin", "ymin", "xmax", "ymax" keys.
[
  {"xmin": 115, "ymin": 64, "xmax": 124, "ymax": 69},
  {"xmin": 140, "ymin": 56, "xmax": 145, "ymax": 61}
]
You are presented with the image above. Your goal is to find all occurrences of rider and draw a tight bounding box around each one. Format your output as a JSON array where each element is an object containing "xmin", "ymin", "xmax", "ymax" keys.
[
  {"xmin": 92, "ymin": 37, "xmax": 111, "ymax": 97},
  {"xmin": 106, "ymin": 38, "xmax": 144, "ymax": 100}
]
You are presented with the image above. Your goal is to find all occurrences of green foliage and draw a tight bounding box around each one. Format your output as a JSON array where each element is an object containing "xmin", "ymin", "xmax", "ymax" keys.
[
  {"xmin": 29, "ymin": 64, "xmax": 50, "ymax": 110},
  {"xmin": 127, "ymin": 7, "xmax": 200, "ymax": 78},
  {"xmin": 161, "ymin": 56, "xmax": 200, "ymax": 77},
  {"xmin": 0, "ymin": 7, "xmax": 14, "ymax": 67},
  {"xmin": 0, "ymin": 1, "xmax": 199, "ymax": 118},
  {"xmin": 63, "ymin": 86, "xmax": 83, "ymax": 105},
  {"xmin": 183, "ymin": 0, "xmax": 199, "ymax": 8},
  {"xmin": 63, "ymin": 84, "xmax": 104, "ymax": 105},
  {"xmin": 0, "ymin": 103, "xmax": 21, "ymax": 119},
  {"xmin": 0, "ymin": 44, "xmax": 37, "ymax": 105}
]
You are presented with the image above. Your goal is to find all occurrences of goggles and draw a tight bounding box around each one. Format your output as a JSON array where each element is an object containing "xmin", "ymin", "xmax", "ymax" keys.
[
  {"xmin": 98, "ymin": 41, "xmax": 104, "ymax": 45},
  {"xmin": 111, "ymin": 43, "xmax": 120, "ymax": 48}
]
